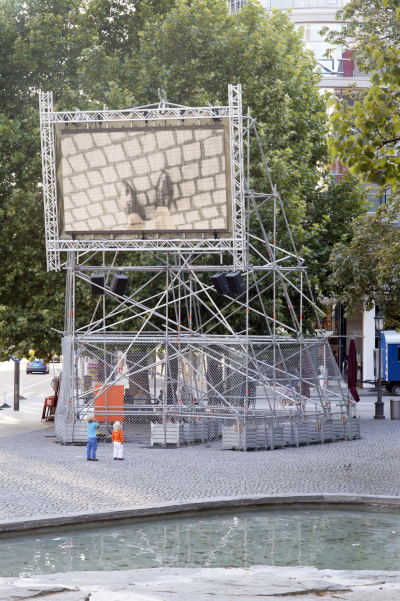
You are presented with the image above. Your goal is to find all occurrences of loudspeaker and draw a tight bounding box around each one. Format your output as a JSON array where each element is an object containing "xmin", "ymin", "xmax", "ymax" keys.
[
  {"xmin": 226, "ymin": 272, "xmax": 245, "ymax": 295},
  {"xmin": 110, "ymin": 274, "xmax": 128, "ymax": 296},
  {"xmin": 91, "ymin": 273, "xmax": 105, "ymax": 295},
  {"xmin": 211, "ymin": 273, "xmax": 230, "ymax": 295}
]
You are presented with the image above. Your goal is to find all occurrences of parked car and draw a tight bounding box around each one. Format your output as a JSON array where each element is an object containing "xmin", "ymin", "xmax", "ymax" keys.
[
  {"xmin": 26, "ymin": 359, "xmax": 49, "ymax": 374},
  {"xmin": 52, "ymin": 355, "xmax": 61, "ymax": 363}
]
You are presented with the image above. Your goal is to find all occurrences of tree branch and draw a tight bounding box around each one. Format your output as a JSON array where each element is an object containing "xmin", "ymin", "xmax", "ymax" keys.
[{"xmin": 378, "ymin": 136, "xmax": 400, "ymax": 150}]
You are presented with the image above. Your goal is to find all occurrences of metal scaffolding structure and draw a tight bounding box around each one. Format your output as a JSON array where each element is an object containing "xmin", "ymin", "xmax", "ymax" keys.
[{"xmin": 40, "ymin": 85, "xmax": 359, "ymax": 449}]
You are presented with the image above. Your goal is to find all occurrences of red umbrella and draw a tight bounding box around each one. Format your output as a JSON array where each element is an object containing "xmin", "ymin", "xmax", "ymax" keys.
[{"xmin": 348, "ymin": 338, "xmax": 360, "ymax": 402}]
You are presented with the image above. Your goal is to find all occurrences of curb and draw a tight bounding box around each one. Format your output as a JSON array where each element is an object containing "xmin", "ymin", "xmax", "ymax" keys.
[{"xmin": 1, "ymin": 493, "xmax": 400, "ymax": 534}]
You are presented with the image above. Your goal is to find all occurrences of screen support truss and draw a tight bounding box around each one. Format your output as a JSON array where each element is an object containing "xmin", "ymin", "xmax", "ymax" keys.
[
  {"xmin": 39, "ymin": 86, "xmax": 245, "ymax": 272},
  {"xmin": 40, "ymin": 92, "xmax": 60, "ymax": 271}
]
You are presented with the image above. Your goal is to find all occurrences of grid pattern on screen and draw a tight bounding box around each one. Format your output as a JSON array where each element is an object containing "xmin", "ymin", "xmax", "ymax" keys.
[{"xmin": 59, "ymin": 126, "xmax": 228, "ymax": 233}]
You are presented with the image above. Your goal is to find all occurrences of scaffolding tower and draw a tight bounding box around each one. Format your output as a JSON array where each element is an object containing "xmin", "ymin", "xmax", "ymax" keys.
[{"xmin": 39, "ymin": 84, "xmax": 359, "ymax": 449}]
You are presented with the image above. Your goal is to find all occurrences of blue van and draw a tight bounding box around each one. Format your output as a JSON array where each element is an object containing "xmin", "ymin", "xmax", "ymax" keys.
[{"xmin": 378, "ymin": 331, "xmax": 400, "ymax": 395}]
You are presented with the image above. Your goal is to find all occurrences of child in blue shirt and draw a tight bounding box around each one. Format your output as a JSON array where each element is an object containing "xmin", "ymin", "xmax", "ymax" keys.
[{"xmin": 85, "ymin": 414, "xmax": 99, "ymax": 461}]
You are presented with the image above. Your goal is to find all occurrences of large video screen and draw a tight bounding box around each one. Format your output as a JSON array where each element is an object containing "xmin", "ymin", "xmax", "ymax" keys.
[{"xmin": 57, "ymin": 125, "xmax": 228, "ymax": 234}]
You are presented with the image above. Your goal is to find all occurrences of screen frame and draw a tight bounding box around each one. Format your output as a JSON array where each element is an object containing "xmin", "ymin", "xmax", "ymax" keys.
[{"xmin": 40, "ymin": 85, "xmax": 246, "ymax": 272}]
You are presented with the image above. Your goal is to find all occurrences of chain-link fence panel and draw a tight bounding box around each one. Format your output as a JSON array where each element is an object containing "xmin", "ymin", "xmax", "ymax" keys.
[{"xmin": 54, "ymin": 334, "xmax": 358, "ymax": 448}]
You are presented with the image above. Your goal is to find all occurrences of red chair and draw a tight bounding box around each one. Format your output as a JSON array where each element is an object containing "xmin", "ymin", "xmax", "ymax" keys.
[{"xmin": 41, "ymin": 380, "xmax": 60, "ymax": 421}]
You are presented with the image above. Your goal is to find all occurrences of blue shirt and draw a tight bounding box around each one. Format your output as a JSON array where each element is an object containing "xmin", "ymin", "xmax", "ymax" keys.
[{"xmin": 87, "ymin": 421, "xmax": 99, "ymax": 438}]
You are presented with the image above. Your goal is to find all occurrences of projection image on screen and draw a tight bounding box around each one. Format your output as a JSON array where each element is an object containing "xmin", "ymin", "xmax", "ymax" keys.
[{"xmin": 58, "ymin": 125, "xmax": 228, "ymax": 234}]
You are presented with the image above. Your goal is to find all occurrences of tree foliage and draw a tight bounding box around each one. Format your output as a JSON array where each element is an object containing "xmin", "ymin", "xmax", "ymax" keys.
[
  {"xmin": 325, "ymin": 0, "xmax": 400, "ymax": 325},
  {"xmin": 0, "ymin": 0, "xmax": 367, "ymax": 357},
  {"xmin": 301, "ymin": 174, "xmax": 369, "ymax": 298},
  {"xmin": 329, "ymin": 199, "xmax": 400, "ymax": 329},
  {"xmin": 327, "ymin": 0, "xmax": 400, "ymax": 190}
]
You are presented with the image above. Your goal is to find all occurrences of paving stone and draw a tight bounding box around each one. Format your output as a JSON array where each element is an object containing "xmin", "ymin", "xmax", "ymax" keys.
[{"xmin": 0, "ymin": 420, "xmax": 399, "ymax": 522}]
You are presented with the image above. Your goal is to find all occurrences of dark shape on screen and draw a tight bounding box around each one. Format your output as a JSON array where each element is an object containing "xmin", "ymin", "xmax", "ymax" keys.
[
  {"xmin": 124, "ymin": 171, "xmax": 173, "ymax": 222},
  {"xmin": 156, "ymin": 171, "xmax": 173, "ymax": 209},
  {"xmin": 124, "ymin": 181, "xmax": 151, "ymax": 222}
]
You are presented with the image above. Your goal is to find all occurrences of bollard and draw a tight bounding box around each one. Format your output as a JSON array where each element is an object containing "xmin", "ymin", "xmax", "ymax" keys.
[
  {"xmin": 390, "ymin": 399, "xmax": 400, "ymax": 420},
  {"xmin": 14, "ymin": 360, "xmax": 20, "ymax": 411}
]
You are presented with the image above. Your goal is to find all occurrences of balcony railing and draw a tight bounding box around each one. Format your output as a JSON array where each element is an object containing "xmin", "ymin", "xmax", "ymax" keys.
[
  {"xmin": 230, "ymin": 0, "xmax": 344, "ymax": 11},
  {"xmin": 263, "ymin": 0, "xmax": 344, "ymax": 8}
]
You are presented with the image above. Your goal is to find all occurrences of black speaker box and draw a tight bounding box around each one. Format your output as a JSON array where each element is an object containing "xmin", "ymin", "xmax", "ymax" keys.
[
  {"xmin": 226, "ymin": 272, "xmax": 245, "ymax": 295},
  {"xmin": 110, "ymin": 274, "xmax": 128, "ymax": 296},
  {"xmin": 211, "ymin": 273, "xmax": 230, "ymax": 295},
  {"xmin": 91, "ymin": 273, "xmax": 105, "ymax": 295}
]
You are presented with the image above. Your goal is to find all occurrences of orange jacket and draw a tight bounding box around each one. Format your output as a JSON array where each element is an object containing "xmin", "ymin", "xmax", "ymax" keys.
[{"xmin": 112, "ymin": 429, "xmax": 124, "ymax": 443}]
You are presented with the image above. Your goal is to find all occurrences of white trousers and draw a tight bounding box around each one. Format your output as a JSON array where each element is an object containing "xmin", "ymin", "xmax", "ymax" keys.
[{"xmin": 113, "ymin": 441, "xmax": 124, "ymax": 459}]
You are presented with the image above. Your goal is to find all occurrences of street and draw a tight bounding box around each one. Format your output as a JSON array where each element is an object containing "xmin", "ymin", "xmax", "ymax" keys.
[{"xmin": 0, "ymin": 359, "xmax": 62, "ymax": 437}]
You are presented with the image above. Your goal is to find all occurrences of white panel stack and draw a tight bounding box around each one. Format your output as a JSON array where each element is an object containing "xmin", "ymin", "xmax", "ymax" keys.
[{"xmin": 222, "ymin": 425, "xmax": 257, "ymax": 450}]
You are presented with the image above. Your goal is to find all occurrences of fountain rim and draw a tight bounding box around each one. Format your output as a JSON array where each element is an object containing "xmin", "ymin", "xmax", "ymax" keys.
[{"xmin": 2, "ymin": 493, "xmax": 400, "ymax": 535}]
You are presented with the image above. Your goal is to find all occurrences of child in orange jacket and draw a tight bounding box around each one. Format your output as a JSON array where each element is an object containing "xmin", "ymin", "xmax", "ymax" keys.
[{"xmin": 112, "ymin": 421, "xmax": 124, "ymax": 461}]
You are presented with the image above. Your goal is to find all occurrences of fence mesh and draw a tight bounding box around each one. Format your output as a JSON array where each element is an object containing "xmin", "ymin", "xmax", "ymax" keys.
[{"xmin": 55, "ymin": 334, "xmax": 359, "ymax": 448}]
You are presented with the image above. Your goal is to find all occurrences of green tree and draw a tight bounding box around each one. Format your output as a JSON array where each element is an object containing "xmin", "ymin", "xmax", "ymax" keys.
[
  {"xmin": 326, "ymin": 0, "xmax": 400, "ymax": 190},
  {"xmin": 329, "ymin": 199, "xmax": 400, "ymax": 329},
  {"xmin": 301, "ymin": 174, "xmax": 369, "ymax": 299},
  {"xmin": 0, "ymin": 0, "xmax": 367, "ymax": 355},
  {"xmin": 324, "ymin": 0, "xmax": 400, "ymax": 325},
  {"xmin": 0, "ymin": 0, "xmax": 89, "ymax": 359}
]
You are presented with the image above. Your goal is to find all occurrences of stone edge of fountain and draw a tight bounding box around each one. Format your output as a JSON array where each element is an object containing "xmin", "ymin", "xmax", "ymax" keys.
[{"xmin": 1, "ymin": 493, "xmax": 400, "ymax": 535}]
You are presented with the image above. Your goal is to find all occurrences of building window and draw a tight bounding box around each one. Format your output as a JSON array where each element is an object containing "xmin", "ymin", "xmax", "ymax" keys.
[
  {"xmin": 294, "ymin": 23, "xmax": 356, "ymax": 78},
  {"xmin": 366, "ymin": 188, "xmax": 387, "ymax": 212},
  {"xmin": 330, "ymin": 159, "xmax": 345, "ymax": 183}
]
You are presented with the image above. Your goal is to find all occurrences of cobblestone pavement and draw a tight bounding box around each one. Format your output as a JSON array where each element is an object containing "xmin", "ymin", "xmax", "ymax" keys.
[{"xmin": 0, "ymin": 419, "xmax": 399, "ymax": 522}]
